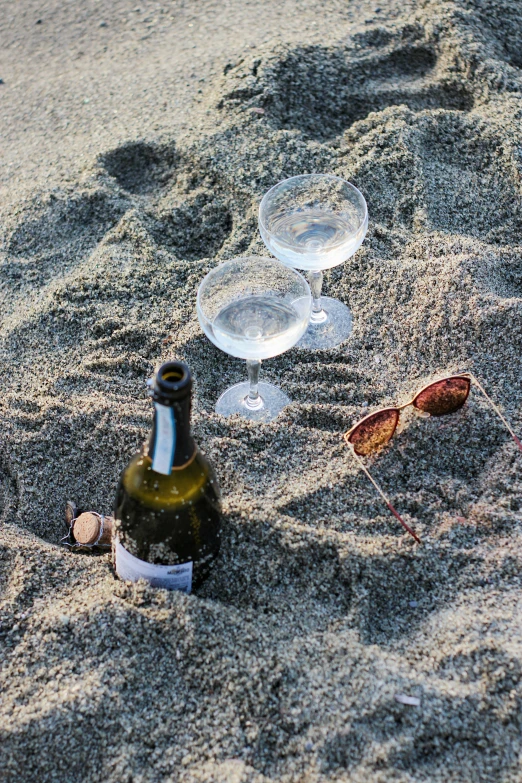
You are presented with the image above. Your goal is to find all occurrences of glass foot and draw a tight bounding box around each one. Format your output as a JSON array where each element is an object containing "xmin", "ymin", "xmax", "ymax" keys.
[
  {"xmin": 215, "ymin": 381, "xmax": 291, "ymax": 422},
  {"xmin": 297, "ymin": 296, "xmax": 352, "ymax": 350}
]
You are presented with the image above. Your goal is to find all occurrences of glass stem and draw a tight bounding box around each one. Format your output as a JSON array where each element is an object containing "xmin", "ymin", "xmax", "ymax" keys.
[
  {"xmin": 245, "ymin": 359, "xmax": 263, "ymax": 410},
  {"xmin": 308, "ymin": 270, "xmax": 327, "ymax": 324}
]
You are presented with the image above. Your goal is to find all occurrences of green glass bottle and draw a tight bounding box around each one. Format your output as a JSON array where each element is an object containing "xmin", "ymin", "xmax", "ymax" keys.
[{"xmin": 113, "ymin": 361, "xmax": 221, "ymax": 592}]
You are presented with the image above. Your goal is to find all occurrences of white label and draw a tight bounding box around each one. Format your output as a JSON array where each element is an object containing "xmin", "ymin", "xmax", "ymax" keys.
[
  {"xmin": 115, "ymin": 540, "xmax": 192, "ymax": 593},
  {"xmin": 151, "ymin": 402, "xmax": 176, "ymax": 475}
]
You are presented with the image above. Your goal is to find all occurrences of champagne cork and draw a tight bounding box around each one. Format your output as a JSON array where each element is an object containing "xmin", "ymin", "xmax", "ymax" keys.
[{"xmin": 72, "ymin": 512, "xmax": 114, "ymax": 546}]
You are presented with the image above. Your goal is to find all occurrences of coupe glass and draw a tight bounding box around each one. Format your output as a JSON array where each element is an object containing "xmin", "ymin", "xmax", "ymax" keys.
[
  {"xmin": 259, "ymin": 174, "xmax": 368, "ymax": 350},
  {"xmin": 197, "ymin": 256, "xmax": 311, "ymax": 421}
]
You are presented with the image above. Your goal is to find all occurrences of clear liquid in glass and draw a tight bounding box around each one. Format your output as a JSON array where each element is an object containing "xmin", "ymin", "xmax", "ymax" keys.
[
  {"xmin": 264, "ymin": 209, "xmax": 363, "ymax": 271},
  {"xmin": 211, "ymin": 295, "xmax": 310, "ymax": 360}
]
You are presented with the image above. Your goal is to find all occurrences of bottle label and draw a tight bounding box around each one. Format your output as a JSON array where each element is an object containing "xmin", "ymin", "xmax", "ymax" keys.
[
  {"xmin": 151, "ymin": 403, "xmax": 176, "ymax": 475},
  {"xmin": 115, "ymin": 539, "xmax": 193, "ymax": 593}
]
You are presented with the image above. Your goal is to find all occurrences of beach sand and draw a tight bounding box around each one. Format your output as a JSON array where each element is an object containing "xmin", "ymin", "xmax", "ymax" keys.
[{"xmin": 1, "ymin": 0, "xmax": 522, "ymax": 780}]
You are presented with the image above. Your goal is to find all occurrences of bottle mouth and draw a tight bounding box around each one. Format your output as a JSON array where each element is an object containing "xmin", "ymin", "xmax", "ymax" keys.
[{"xmin": 154, "ymin": 361, "xmax": 192, "ymax": 403}]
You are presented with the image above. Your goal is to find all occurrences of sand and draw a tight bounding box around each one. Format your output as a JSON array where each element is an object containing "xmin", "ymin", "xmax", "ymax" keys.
[{"xmin": 1, "ymin": 0, "xmax": 522, "ymax": 780}]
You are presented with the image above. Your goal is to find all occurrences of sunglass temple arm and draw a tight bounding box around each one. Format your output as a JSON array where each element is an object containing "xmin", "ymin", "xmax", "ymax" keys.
[
  {"xmin": 348, "ymin": 445, "xmax": 421, "ymax": 544},
  {"xmin": 466, "ymin": 373, "xmax": 522, "ymax": 452}
]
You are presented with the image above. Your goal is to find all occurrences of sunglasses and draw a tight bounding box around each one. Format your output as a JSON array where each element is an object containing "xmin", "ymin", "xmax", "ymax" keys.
[{"xmin": 344, "ymin": 372, "xmax": 522, "ymax": 543}]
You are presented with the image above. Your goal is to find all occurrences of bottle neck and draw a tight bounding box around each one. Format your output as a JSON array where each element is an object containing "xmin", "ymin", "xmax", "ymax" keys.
[{"xmin": 148, "ymin": 395, "xmax": 195, "ymax": 475}]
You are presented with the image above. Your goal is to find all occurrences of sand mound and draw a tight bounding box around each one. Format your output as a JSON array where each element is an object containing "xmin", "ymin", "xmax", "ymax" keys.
[{"xmin": 1, "ymin": 1, "xmax": 522, "ymax": 781}]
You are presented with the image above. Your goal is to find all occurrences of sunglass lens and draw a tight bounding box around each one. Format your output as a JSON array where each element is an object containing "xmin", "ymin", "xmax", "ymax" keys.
[
  {"xmin": 348, "ymin": 409, "xmax": 399, "ymax": 456},
  {"xmin": 414, "ymin": 377, "xmax": 470, "ymax": 416}
]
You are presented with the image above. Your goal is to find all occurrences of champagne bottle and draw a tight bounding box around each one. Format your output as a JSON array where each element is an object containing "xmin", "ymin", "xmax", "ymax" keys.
[{"xmin": 113, "ymin": 361, "xmax": 221, "ymax": 592}]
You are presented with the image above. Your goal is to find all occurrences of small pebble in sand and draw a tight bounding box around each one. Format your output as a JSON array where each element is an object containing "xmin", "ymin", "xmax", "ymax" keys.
[{"xmin": 395, "ymin": 694, "xmax": 421, "ymax": 706}]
